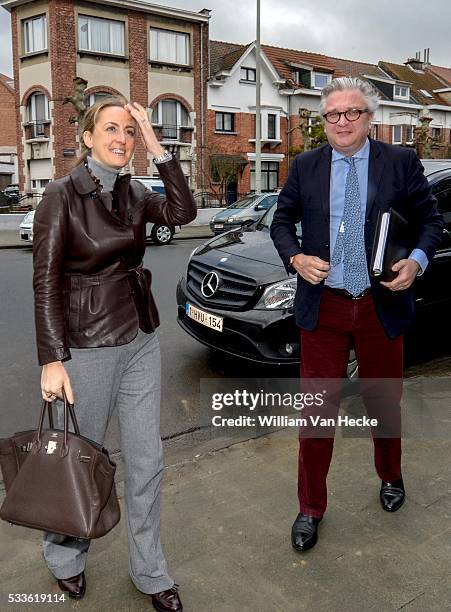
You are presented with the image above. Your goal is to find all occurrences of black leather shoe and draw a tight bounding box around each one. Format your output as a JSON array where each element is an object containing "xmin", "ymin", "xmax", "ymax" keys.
[
  {"xmin": 291, "ymin": 512, "xmax": 321, "ymax": 551},
  {"xmin": 380, "ymin": 477, "xmax": 405, "ymax": 512},
  {"xmin": 151, "ymin": 586, "xmax": 183, "ymax": 612},
  {"xmin": 57, "ymin": 571, "xmax": 86, "ymax": 599}
]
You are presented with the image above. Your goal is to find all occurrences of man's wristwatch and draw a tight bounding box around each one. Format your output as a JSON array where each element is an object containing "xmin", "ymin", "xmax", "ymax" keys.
[{"xmin": 153, "ymin": 150, "xmax": 172, "ymax": 164}]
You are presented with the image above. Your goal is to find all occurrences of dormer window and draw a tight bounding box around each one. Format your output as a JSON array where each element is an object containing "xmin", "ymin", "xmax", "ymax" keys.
[
  {"xmin": 241, "ymin": 67, "xmax": 256, "ymax": 82},
  {"xmin": 393, "ymin": 85, "xmax": 410, "ymax": 101},
  {"xmin": 312, "ymin": 72, "xmax": 331, "ymax": 90}
]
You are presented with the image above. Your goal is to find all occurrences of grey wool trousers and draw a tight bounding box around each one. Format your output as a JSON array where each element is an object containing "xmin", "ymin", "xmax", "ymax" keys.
[{"xmin": 42, "ymin": 330, "xmax": 174, "ymax": 595}]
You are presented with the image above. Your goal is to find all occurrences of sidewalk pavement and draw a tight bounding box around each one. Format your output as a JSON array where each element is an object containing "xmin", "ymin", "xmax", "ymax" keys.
[
  {"xmin": 0, "ymin": 225, "xmax": 213, "ymax": 249},
  {"xmin": 1, "ymin": 422, "xmax": 450, "ymax": 611}
]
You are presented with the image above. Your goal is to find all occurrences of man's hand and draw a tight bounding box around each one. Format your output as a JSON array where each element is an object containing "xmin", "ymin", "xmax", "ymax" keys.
[
  {"xmin": 292, "ymin": 254, "xmax": 330, "ymax": 284},
  {"xmin": 380, "ymin": 258, "xmax": 420, "ymax": 292}
]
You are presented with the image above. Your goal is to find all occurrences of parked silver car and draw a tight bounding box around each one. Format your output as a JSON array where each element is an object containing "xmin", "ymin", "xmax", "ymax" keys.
[
  {"xmin": 209, "ymin": 193, "xmax": 279, "ymax": 235},
  {"xmin": 19, "ymin": 209, "xmax": 35, "ymax": 243},
  {"xmin": 132, "ymin": 176, "xmax": 180, "ymax": 245}
]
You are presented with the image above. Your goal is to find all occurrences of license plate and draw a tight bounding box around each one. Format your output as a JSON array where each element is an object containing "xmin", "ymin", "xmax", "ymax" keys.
[
  {"xmin": 186, "ymin": 303, "xmax": 223, "ymax": 332},
  {"xmin": 214, "ymin": 224, "xmax": 224, "ymax": 229}
]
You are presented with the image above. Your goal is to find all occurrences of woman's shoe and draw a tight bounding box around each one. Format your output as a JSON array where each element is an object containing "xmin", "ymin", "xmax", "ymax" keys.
[
  {"xmin": 151, "ymin": 585, "xmax": 183, "ymax": 611},
  {"xmin": 57, "ymin": 571, "xmax": 86, "ymax": 599}
]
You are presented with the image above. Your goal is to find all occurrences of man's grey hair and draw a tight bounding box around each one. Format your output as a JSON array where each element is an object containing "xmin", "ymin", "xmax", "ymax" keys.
[{"xmin": 319, "ymin": 77, "xmax": 380, "ymax": 117}]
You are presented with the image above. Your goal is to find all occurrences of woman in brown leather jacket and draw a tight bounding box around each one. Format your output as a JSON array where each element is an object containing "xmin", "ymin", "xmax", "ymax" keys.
[{"xmin": 33, "ymin": 97, "xmax": 195, "ymax": 611}]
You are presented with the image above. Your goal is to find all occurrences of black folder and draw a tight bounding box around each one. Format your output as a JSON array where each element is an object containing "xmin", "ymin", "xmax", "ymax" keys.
[{"xmin": 370, "ymin": 208, "xmax": 410, "ymax": 281}]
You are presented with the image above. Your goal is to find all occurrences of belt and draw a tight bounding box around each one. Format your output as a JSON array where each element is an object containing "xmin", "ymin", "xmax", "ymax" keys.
[
  {"xmin": 325, "ymin": 286, "xmax": 372, "ymax": 300},
  {"xmin": 64, "ymin": 263, "xmax": 145, "ymax": 288}
]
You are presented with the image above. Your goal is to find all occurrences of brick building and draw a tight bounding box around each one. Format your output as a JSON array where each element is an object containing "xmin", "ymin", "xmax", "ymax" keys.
[
  {"xmin": 208, "ymin": 41, "xmax": 451, "ymax": 199},
  {"xmin": 0, "ymin": 73, "xmax": 18, "ymax": 190},
  {"xmin": 1, "ymin": 0, "xmax": 210, "ymax": 193}
]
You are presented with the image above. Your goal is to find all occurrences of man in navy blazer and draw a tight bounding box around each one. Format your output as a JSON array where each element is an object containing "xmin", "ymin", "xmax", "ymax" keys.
[{"xmin": 270, "ymin": 77, "xmax": 443, "ymax": 552}]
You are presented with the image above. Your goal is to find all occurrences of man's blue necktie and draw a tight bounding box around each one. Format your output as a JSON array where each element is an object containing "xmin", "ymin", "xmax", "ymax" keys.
[{"xmin": 331, "ymin": 157, "xmax": 368, "ymax": 296}]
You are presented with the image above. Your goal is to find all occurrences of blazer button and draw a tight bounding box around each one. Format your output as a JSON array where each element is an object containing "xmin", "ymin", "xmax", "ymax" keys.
[
  {"xmin": 128, "ymin": 213, "xmax": 134, "ymax": 222},
  {"xmin": 324, "ymin": 242, "xmax": 329, "ymax": 248}
]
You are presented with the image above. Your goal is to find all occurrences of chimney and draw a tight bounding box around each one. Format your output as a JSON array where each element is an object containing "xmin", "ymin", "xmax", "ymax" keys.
[{"xmin": 405, "ymin": 53, "xmax": 424, "ymax": 71}]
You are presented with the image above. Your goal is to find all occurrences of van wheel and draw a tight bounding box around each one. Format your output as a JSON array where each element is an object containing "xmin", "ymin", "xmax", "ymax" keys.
[{"xmin": 151, "ymin": 224, "xmax": 174, "ymax": 245}]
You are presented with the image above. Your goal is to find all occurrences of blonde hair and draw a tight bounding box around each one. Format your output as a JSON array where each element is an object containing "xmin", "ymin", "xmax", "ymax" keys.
[{"xmin": 75, "ymin": 96, "xmax": 129, "ymax": 166}]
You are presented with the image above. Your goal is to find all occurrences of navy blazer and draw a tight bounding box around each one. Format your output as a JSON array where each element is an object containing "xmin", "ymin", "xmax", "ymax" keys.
[{"xmin": 270, "ymin": 139, "xmax": 444, "ymax": 338}]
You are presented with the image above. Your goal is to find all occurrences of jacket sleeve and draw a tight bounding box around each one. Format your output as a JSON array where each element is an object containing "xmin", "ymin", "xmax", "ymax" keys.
[
  {"xmin": 33, "ymin": 182, "xmax": 71, "ymax": 366},
  {"xmin": 141, "ymin": 156, "xmax": 197, "ymax": 225},
  {"xmin": 406, "ymin": 149, "xmax": 444, "ymax": 262},
  {"xmin": 270, "ymin": 155, "xmax": 303, "ymax": 273}
]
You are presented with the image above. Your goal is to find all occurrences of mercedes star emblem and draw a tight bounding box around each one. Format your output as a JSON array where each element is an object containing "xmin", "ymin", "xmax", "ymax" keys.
[{"xmin": 201, "ymin": 271, "xmax": 220, "ymax": 298}]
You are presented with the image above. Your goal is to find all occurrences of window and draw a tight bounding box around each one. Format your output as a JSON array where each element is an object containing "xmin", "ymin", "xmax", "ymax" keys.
[
  {"xmin": 372, "ymin": 124, "xmax": 379, "ymax": 140},
  {"xmin": 24, "ymin": 15, "xmax": 47, "ymax": 54},
  {"xmin": 267, "ymin": 114, "xmax": 276, "ymax": 139},
  {"xmin": 150, "ymin": 28, "xmax": 189, "ymax": 65},
  {"xmin": 241, "ymin": 67, "xmax": 256, "ymax": 82},
  {"xmin": 432, "ymin": 127, "xmax": 442, "ymax": 142},
  {"xmin": 154, "ymin": 99, "xmax": 189, "ymax": 140},
  {"xmin": 393, "ymin": 85, "xmax": 409, "ymax": 100},
  {"xmin": 84, "ymin": 92, "xmax": 112, "ymax": 107},
  {"xmin": 308, "ymin": 116, "xmax": 320, "ymax": 135},
  {"xmin": 78, "ymin": 15, "xmax": 125, "ymax": 55},
  {"xmin": 215, "ymin": 112, "xmax": 235, "ymax": 132},
  {"xmin": 406, "ymin": 125, "xmax": 414, "ymax": 144},
  {"xmin": 31, "ymin": 178, "xmax": 51, "ymax": 191},
  {"xmin": 312, "ymin": 72, "xmax": 331, "ymax": 90},
  {"xmin": 250, "ymin": 161, "xmax": 279, "ymax": 192},
  {"xmin": 392, "ymin": 125, "xmax": 402, "ymax": 144},
  {"xmin": 27, "ymin": 92, "xmax": 49, "ymax": 137}
]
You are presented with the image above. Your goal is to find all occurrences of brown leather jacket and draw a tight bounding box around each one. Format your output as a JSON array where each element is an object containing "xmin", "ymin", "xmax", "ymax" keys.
[{"xmin": 33, "ymin": 157, "xmax": 196, "ymax": 366}]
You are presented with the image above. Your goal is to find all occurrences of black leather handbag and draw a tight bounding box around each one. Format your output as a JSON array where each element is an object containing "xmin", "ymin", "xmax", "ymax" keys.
[{"xmin": 0, "ymin": 395, "xmax": 120, "ymax": 539}]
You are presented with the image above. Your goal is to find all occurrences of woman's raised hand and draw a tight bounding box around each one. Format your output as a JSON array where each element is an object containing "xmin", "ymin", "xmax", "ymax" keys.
[{"xmin": 124, "ymin": 102, "xmax": 165, "ymax": 159}]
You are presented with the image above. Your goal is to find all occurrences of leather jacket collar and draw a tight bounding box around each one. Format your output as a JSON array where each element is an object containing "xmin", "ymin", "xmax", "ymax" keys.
[{"xmin": 70, "ymin": 162, "xmax": 131, "ymax": 196}]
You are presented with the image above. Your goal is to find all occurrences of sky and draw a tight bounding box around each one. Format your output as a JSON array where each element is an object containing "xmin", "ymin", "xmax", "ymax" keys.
[{"xmin": 1, "ymin": 0, "xmax": 450, "ymax": 78}]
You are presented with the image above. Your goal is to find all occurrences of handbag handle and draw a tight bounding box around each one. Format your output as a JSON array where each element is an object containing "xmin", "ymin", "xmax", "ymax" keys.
[{"xmin": 34, "ymin": 391, "xmax": 80, "ymax": 454}]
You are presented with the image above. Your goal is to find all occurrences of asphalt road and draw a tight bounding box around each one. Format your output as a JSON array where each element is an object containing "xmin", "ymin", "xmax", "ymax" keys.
[{"xmin": 0, "ymin": 241, "xmax": 299, "ymax": 456}]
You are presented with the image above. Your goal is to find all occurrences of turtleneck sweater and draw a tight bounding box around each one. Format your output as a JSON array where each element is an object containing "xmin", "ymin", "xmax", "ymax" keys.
[{"xmin": 86, "ymin": 156, "xmax": 120, "ymax": 193}]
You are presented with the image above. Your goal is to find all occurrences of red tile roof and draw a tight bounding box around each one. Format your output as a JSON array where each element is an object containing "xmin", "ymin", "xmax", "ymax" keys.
[
  {"xmin": 427, "ymin": 65, "xmax": 451, "ymax": 87},
  {"xmin": 0, "ymin": 73, "xmax": 14, "ymax": 93},
  {"xmin": 380, "ymin": 61, "xmax": 448, "ymax": 105},
  {"xmin": 208, "ymin": 41, "xmax": 451, "ymax": 108}
]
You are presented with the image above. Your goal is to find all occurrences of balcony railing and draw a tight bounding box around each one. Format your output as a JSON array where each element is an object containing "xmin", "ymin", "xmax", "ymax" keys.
[
  {"xmin": 24, "ymin": 120, "xmax": 51, "ymax": 140},
  {"xmin": 152, "ymin": 123, "xmax": 193, "ymax": 143}
]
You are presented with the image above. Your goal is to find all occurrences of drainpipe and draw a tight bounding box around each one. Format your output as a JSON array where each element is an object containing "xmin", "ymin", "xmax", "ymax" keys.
[
  {"xmin": 255, "ymin": 0, "xmax": 261, "ymax": 194},
  {"xmin": 200, "ymin": 22, "xmax": 205, "ymax": 194}
]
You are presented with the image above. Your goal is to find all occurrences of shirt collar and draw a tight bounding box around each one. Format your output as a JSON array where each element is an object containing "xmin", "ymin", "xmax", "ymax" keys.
[{"xmin": 331, "ymin": 137, "xmax": 370, "ymax": 163}]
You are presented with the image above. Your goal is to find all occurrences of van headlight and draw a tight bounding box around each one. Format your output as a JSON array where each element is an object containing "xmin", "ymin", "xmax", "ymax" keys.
[{"xmin": 256, "ymin": 278, "xmax": 297, "ymax": 309}]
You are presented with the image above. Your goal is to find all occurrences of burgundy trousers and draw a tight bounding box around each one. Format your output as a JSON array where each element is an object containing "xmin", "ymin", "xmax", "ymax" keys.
[{"xmin": 298, "ymin": 289, "xmax": 403, "ymax": 518}]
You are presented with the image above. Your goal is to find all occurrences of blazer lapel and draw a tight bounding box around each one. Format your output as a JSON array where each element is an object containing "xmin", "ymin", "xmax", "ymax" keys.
[
  {"xmin": 366, "ymin": 138, "xmax": 385, "ymax": 219},
  {"xmin": 319, "ymin": 144, "xmax": 332, "ymax": 221}
]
